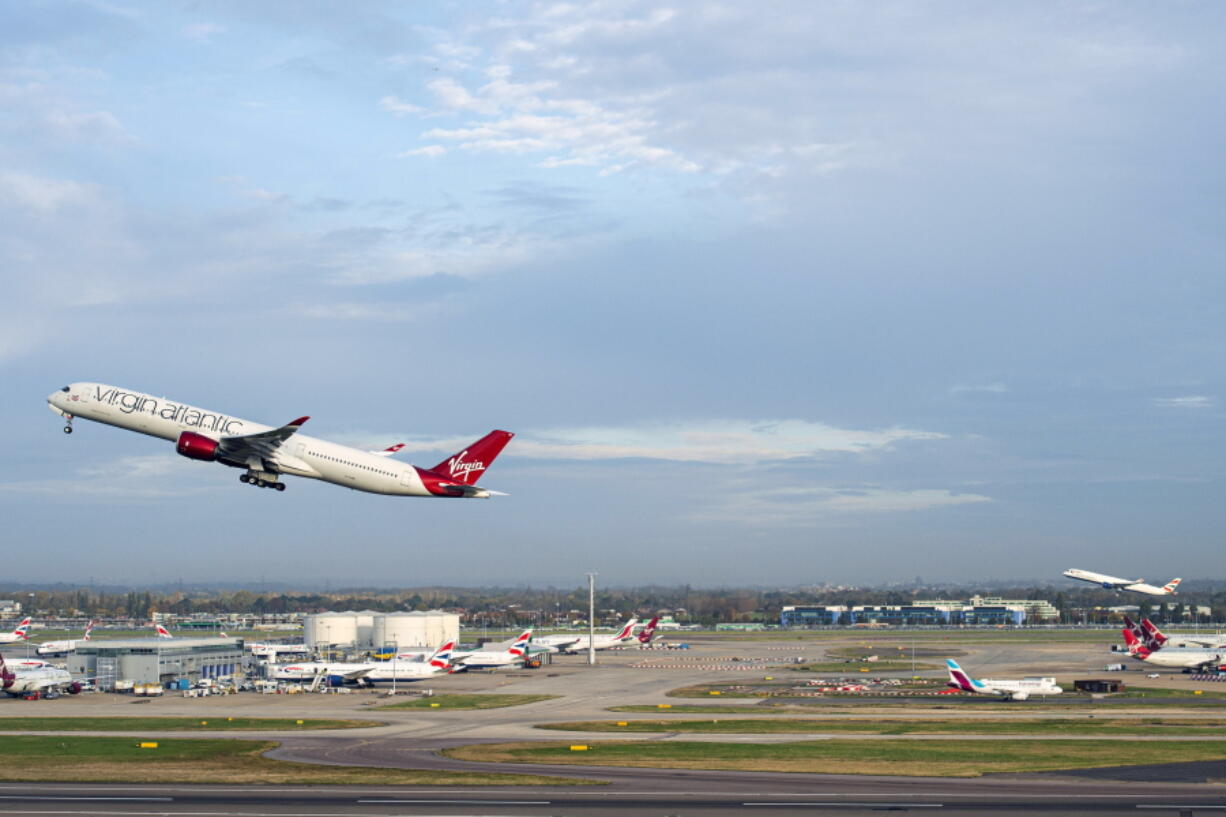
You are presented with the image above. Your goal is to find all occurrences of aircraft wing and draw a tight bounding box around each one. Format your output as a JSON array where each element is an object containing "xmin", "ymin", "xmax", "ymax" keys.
[
  {"xmin": 219, "ymin": 417, "xmax": 310, "ymax": 464},
  {"xmin": 339, "ymin": 667, "xmax": 373, "ymax": 681}
]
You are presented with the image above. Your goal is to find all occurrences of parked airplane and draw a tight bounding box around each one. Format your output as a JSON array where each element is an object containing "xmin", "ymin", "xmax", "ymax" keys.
[
  {"xmin": 1133, "ymin": 617, "xmax": 1226, "ymax": 650},
  {"xmin": 36, "ymin": 621, "xmax": 95, "ymax": 656},
  {"xmin": 533, "ymin": 620, "xmax": 639, "ymax": 654},
  {"xmin": 1063, "ymin": 568, "xmax": 1181, "ymax": 597},
  {"xmin": 450, "ymin": 630, "xmax": 533, "ymax": 670},
  {"xmin": 269, "ymin": 642, "xmax": 455, "ymax": 686},
  {"xmin": 1121, "ymin": 628, "xmax": 1226, "ymax": 671},
  {"xmin": 0, "ymin": 653, "xmax": 82, "ymax": 696},
  {"xmin": 945, "ymin": 659, "xmax": 1063, "ymax": 701},
  {"xmin": 249, "ymin": 642, "xmax": 311, "ymax": 659},
  {"xmin": 637, "ymin": 617, "xmax": 661, "ymax": 645},
  {"xmin": 0, "ymin": 619, "xmax": 32, "ymax": 645},
  {"xmin": 48, "ymin": 383, "xmax": 513, "ymax": 497}
]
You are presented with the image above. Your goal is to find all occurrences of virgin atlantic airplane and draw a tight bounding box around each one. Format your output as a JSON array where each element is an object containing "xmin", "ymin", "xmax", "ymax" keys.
[{"xmin": 48, "ymin": 383, "xmax": 512, "ymax": 497}]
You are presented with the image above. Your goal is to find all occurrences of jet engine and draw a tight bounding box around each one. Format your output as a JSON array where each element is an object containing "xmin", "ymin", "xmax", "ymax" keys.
[
  {"xmin": 67, "ymin": 682, "xmax": 82, "ymax": 694},
  {"xmin": 176, "ymin": 431, "xmax": 219, "ymax": 461}
]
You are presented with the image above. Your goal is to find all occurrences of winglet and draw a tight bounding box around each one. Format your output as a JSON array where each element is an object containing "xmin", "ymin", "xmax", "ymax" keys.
[{"xmin": 288, "ymin": 416, "xmax": 310, "ymax": 428}]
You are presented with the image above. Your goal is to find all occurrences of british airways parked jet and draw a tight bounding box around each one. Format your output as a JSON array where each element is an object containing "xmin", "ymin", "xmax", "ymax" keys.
[{"xmin": 48, "ymin": 383, "xmax": 513, "ymax": 496}]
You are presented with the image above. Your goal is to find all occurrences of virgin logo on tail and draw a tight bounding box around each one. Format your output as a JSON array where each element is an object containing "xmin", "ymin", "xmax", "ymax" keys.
[
  {"xmin": 155, "ymin": 623, "xmax": 172, "ymax": 639},
  {"xmin": 637, "ymin": 617, "xmax": 660, "ymax": 644},
  {"xmin": 447, "ymin": 450, "xmax": 485, "ymax": 483},
  {"xmin": 84, "ymin": 620, "xmax": 96, "ymax": 641}
]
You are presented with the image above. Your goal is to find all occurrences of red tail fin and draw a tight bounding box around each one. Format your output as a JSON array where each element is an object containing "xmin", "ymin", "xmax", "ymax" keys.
[
  {"xmin": 637, "ymin": 617, "xmax": 660, "ymax": 643},
  {"xmin": 1140, "ymin": 618, "xmax": 1168, "ymax": 650},
  {"xmin": 429, "ymin": 430, "xmax": 514, "ymax": 485},
  {"xmin": 1122, "ymin": 628, "xmax": 1149, "ymax": 657}
]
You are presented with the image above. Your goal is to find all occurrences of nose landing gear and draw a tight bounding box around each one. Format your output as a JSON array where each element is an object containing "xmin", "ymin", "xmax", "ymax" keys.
[{"xmin": 63, "ymin": 415, "xmax": 73, "ymax": 434}]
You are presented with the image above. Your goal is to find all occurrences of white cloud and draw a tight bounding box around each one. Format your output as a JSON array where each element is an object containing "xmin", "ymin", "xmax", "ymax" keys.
[
  {"xmin": 375, "ymin": 419, "xmax": 947, "ymax": 465},
  {"xmin": 693, "ymin": 485, "xmax": 992, "ymax": 525},
  {"xmin": 0, "ymin": 172, "xmax": 98, "ymax": 213},
  {"xmin": 378, "ymin": 95, "xmax": 425, "ymax": 116},
  {"xmin": 1153, "ymin": 395, "xmax": 1213, "ymax": 409},
  {"xmin": 0, "ymin": 455, "xmax": 226, "ymax": 499},
  {"xmin": 182, "ymin": 23, "xmax": 226, "ymax": 43},
  {"xmin": 397, "ymin": 144, "xmax": 446, "ymax": 158}
]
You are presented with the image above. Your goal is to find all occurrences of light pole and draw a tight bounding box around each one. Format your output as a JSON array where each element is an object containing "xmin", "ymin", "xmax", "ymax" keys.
[{"xmin": 586, "ymin": 573, "xmax": 597, "ymax": 666}]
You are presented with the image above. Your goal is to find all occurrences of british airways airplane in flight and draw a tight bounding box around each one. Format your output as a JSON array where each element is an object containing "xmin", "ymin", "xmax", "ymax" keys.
[{"xmin": 48, "ymin": 383, "xmax": 513, "ymax": 497}]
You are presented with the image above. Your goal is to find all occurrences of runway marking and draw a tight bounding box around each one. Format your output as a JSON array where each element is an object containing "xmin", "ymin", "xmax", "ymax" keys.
[
  {"xmin": 748, "ymin": 803, "xmax": 943, "ymax": 809},
  {"xmin": 358, "ymin": 798, "xmax": 551, "ymax": 805},
  {"xmin": 0, "ymin": 796, "xmax": 173, "ymax": 802}
]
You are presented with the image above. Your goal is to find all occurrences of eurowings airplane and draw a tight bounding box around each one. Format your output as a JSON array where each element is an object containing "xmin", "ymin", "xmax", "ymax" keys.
[
  {"xmin": 48, "ymin": 383, "xmax": 513, "ymax": 496},
  {"xmin": 0, "ymin": 619, "xmax": 32, "ymax": 645},
  {"xmin": 1063, "ymin": 568, "xmax": 1181, "ymax": 597},
  {"xmin": 945, "ymin": 659, "xmax": 1063, "ymax": 701},
  {"xmin": 35, "ymin": 620, "xmax": 95, "ymax": 656}
]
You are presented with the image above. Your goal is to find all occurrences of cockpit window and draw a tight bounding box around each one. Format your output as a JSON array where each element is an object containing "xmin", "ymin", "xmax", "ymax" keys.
[{"xmin": 60, "ymin": 386, "xmax": 69, "ymax": 392}]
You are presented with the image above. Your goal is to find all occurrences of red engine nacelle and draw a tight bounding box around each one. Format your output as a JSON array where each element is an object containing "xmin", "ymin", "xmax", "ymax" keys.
[
  {"xmin": 176, "ymin": 431, "xmax": 219, "ymax": 462},
  {"xmin": 67, "ymin": 682, "xmax": 82, "ymax": 694}
]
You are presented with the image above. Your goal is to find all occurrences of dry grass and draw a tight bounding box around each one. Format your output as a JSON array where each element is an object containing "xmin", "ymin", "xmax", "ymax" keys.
[
  {"xmin": 444, "ymin": 738, "xmax": 1226, "ymax": 778},
  {"xmin": 0, "ymin": 737, "xmax": 594, "ymax": 786}
]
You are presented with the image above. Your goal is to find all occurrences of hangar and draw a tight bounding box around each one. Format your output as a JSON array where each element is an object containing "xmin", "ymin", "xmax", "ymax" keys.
[{"xmin": 69, "ymin": 638, "xmax": 246, "ymax": 690}]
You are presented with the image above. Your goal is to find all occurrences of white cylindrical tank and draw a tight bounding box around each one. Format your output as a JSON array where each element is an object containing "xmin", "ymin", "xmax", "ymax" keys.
[
  {"xmin": 373, "ymin": 611, "xmax": 460, "ymax": 649},
  {"xmin": 353, "ymin": 610, "xmax": 379, "ymax": 648},
  {"xmin": 304, "ymin": 612, "xmax": 358, "ymax": 647}
]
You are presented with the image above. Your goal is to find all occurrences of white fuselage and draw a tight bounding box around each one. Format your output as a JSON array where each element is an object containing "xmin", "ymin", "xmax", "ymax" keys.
[
  {"xmin": 248, "ymin": 643, "xmax": 311, "ymax": 659},
  {"xmin": 1063, "ymin": 569, "xmax": 1174, "ymax": 597},
  {"xmin": 270, "ymin": 659, "xmax": 443, "ymax": 683},
  {"xmin": 2, "ymin": 665, "xmax": 76, "ymax": 695},
  {"xmin": 1129, "ymin": 648, "xmax": 1225, "ymax": 670},
  {"xmin": 35, "ymin": 639, "xmax": 87, "ymax": 656},
  {"xmin": 49, "ymin": 383, "xmax": 435, "ymax": 496}
]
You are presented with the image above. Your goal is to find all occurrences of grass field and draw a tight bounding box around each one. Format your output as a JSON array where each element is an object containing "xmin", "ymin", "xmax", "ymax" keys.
[
  {"xmin": 379, "ymin": 694, "xmax": 558, "ymax": 710},
  {"xmin": 0, "ymin": 717, "xmax": 381, "ymax": 731},
  {"xmin": 444, "ymin": 738, "xmax": 1226, "ymax": 777},
  {"xmin": 536, "ymin": 717, "xmax": 1226, "ymax": 735},
  {"xmin": 0, "ymin": 736, "xmax": 595, "ymax": 785}
]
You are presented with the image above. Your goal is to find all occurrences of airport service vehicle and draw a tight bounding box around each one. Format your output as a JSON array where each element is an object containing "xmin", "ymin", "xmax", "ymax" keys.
[
  {"xmin": 48, "ymin": 383, "xmax": 513, "ymax": 496},
  {"xmin": 0, "ymin": 619, "xmax": 32, "ymax": 645},
  {"xmin": 945, "ymin": 659, "xmax": 1063, "ymax": 701},
  {"xmin": 35, "ymin": 620, "xmax": 95, "ymax": 656},
  {"xmin": 270, "ymin": 641, "xmax": 455, "ymax": 687},
  {"xmin": 1121, "ymin": 629, "xmax": 1226, "ymax": 671},
  {"xmin": 450, "ymin": 631, "xmax": 533, "ymax": 670},
  {"xmin": 0, "ymin": 653, "xmax": 82, "ymax": 696},
  {"xmin": 532, "ymin": 620, "xmax": 639, "ymax": 654},
  {"xmin": 1063, "ymin": 568, "xmax": 1181, "ymax": 597}
]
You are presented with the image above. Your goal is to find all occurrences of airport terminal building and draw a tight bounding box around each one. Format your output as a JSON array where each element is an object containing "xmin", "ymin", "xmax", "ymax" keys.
[
  {"xmin": 781, "ymin": 596, "xmax": 1060, "ymax": 627},
  {"xmin": 69, "ymin": 638, "xmax": 246, "ymax": 690}
]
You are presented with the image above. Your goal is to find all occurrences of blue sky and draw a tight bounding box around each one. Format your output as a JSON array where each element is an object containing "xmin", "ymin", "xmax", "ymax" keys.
[{"xmin": 2, "ymin": 1, "xmax": 1224, "ymax": 587}]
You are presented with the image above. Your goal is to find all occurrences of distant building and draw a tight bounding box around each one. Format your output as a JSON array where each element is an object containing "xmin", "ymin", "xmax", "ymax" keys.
[
  {"xmin": 0, "ymin": 601, "xmax": 21, "ymax": 615},
  {"xmin": 70, "ymin": 638, "xmax": 245, "ymax": 690},
  {"xmin": 781, "ymin": 595, "xmax": 1059, "ymax": 627}
]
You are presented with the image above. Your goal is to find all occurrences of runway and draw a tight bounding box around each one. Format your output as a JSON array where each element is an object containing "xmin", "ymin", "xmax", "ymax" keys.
[
  {"xmin": 3, "ymin": 634, "xmax": 1225, "ymax": 815},
  {"xmin": 0, "ymin": 777, "xmax": 1223, "ymax": 816}
]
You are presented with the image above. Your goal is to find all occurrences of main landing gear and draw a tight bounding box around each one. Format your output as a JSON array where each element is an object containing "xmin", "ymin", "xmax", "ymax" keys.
[{"xmin": 240, "ymin": 472, "xmax": 286, "ymax": 491}]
